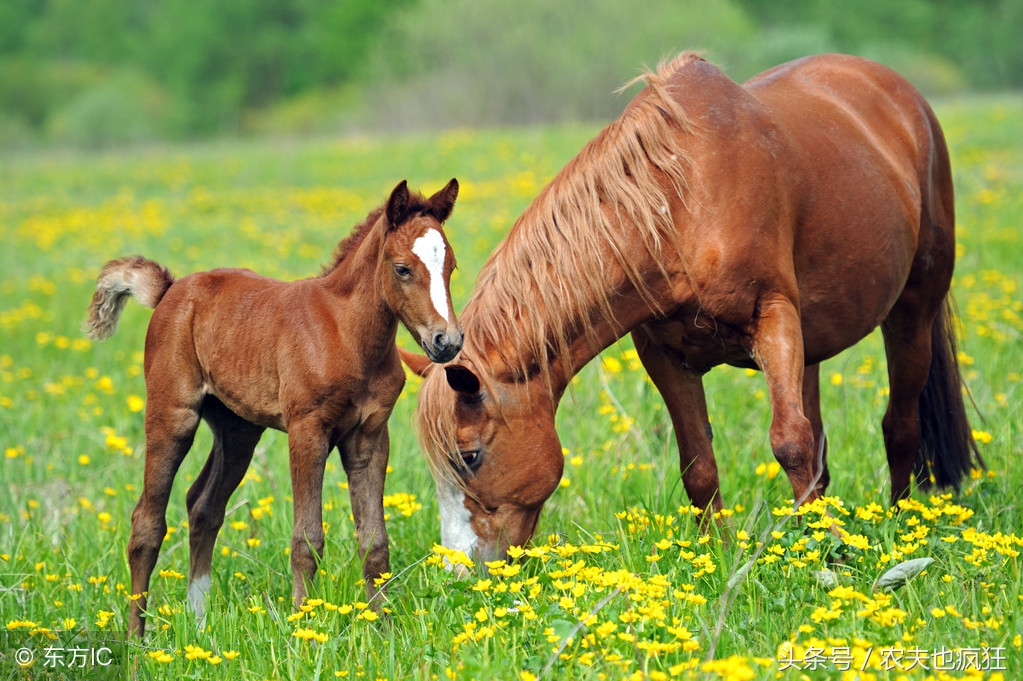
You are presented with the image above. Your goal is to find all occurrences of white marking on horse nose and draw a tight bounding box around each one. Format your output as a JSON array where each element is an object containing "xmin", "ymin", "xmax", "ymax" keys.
[
  {"xmin": 436, "ymin": 480, "xmax": 479, "ymax": 566},
  {"xmin": 412, "ymin": 228, "xmax": 450, "ymax": 323}
]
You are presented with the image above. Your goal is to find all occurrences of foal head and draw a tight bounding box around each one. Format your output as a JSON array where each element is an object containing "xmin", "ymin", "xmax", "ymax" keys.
[{"xmin": 381, "ymin": 179, "xmax": 463, "ymax": 363}]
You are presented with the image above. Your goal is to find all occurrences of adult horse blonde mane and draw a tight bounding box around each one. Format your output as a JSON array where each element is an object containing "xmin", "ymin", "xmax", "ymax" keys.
[{"xmin": 417, "ymin": 52, "xmax": 703, "ymax": 489}]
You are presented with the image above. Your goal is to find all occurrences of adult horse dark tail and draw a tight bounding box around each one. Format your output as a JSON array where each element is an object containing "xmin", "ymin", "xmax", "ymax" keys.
[{"xmin": 910, "ymin": 298, "xmax": 982, "ymax": 491}]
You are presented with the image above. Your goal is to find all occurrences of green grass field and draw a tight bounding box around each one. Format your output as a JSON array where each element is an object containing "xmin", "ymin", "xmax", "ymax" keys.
[{"xmin": 1, "ymin": 95, "xmax": 1021, "ymax": 680}]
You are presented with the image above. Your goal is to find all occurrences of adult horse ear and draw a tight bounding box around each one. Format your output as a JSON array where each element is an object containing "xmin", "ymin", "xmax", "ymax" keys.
[
  {"xmin": 398, "ymin": 347, "xmax": 434, "ymax": 377},
  {"xmin": 425, "ymin": 178, "xmax": 459, "ymax": 223},
  {"xmin": 445, "ymin": 364, "xmax": 481, "ymax": 396},
  {"xmin": 386, "ymin": 180, "xmax": 411, "ymax": 229}
]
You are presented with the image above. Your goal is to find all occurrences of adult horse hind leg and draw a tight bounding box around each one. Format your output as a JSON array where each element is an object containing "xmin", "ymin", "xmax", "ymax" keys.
[
  {"xmin": 880, "ymin": 296, "xmax": 980, "ymax": 503},
  {"xmin": 127, "ymin": 394, "xmax": 202, "ymax": 638},
  {"xmin": 185, "ymin": 397, "xmax": 264, "ymax": 629}
]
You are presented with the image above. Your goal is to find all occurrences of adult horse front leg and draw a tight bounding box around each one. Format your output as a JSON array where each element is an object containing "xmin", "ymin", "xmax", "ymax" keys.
[
  {"xmin": 185, "ymin": 397, "xmax": 264, "ymax": 628},
  {"xmin": 802, "ymin": 363, "xmax": 830, "ymax": 496},
  {"xmin": 339, "ymin": 420, "xmax": 391, "ymax": 608},
  {"xmin": 752, "ymin": 295, "xmax": 820, "ymax": 508},
  {"xmin": 633, "ymin": 327, "xmax": 723, "ymax": 519},
  {"xmin": 287, "ymin": 420, "xmax": 332, "ymax": 606}
]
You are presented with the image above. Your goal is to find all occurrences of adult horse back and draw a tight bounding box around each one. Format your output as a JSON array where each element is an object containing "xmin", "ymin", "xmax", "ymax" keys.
[{"xmin": 408, "ymin": 53, "xmax": 981, "ymax": 563}]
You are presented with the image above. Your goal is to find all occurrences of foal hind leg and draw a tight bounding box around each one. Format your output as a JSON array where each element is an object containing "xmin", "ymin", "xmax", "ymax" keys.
[
  {"xmin": 880, "ymin": 299, "xmax": 934, "ymax": 503},
  {"xmin": 185, "ymin": 398, "xmax": 264, "ymax": 628},
  {"xmin": 128, "ymin": 395, "xmax": 201, "ymax": 638},
  {"xmin": 752, "ymin": 295, "xmax": 819, "ymax": 507},
  {"xmin": 633, "ymin": 328, "xmax": 723, "ymax": 519}
]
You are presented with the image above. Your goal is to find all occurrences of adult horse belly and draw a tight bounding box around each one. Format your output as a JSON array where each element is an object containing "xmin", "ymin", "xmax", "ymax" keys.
[{"xmin": 796, "ymin": 234, "xmax": 912, "ymax": 366}]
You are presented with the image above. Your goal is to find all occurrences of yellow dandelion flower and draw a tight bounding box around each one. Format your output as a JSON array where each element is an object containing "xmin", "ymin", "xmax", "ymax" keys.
[
  {"xmin": 971, "ymin": 429, "xmax": 993, "ymax": 444},
  {"xmin": 602, "ymin": 356, "xmax": 622, "ymax": 373}
]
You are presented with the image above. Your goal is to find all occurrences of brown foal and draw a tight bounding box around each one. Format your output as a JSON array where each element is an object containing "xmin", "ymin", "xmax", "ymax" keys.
[{"xmin": 85, "ymin": 179, "xmax": 462, "ymax": 637}]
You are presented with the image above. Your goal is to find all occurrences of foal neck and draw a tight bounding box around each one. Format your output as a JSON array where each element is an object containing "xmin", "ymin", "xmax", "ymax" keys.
[{"xmin": 320, "ymin": 216, "xmax": 392, "ymax": 313}]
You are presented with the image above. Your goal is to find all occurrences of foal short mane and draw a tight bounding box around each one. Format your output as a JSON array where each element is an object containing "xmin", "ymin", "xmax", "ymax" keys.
[
  {"xmin": 417, "ymin": 52, "xmax": 702, "ymax": 489},
  {"xmin": 320, "ymin": 189, "xmax": 433, "ymax": 275}
]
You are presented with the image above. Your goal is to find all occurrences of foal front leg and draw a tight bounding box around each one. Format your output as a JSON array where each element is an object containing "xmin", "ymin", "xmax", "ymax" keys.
[
  {"xmin": 752, "ymin": 295, "xmax": 820, "ymax": 508},
  {"xmin": 340, "ymin": 422, "xmax": 391, "ymax": 609},
  {"xmin": 287, "ymin": 420, "xmax": 331, "ymax": 606}
]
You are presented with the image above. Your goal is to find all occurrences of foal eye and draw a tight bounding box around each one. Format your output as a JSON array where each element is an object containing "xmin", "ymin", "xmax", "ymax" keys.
[{"xmin": 393, "ymin": 264, "xmax": 412, "ymax": 279}]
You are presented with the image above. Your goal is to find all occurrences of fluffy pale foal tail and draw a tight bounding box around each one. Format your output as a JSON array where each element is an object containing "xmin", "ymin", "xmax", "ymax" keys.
[{"xmin": 83, "ymin": 256, "xmax": 175, "ymax": 340}]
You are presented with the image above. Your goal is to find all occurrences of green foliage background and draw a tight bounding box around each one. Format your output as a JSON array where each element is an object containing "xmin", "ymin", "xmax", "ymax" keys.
[{"xmin": 1, "ymin": 0, "xmax": 1021, "ymax": 148}]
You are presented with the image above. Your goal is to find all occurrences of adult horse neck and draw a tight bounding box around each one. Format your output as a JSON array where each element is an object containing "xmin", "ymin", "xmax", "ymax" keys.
[{"xmin": 409, "ymin": 52, "xmax": 981, "ymax": 564}]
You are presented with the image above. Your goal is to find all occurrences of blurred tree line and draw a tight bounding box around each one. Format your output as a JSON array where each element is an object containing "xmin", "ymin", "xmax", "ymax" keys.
[{"xmin": 1, "ymin": 0, "xmax": 1020, "ymax": 148}]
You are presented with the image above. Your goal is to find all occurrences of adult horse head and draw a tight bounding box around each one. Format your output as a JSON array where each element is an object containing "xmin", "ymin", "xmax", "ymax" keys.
[{"xmin": 406, "ymin": 53, "xmax": 981, "ymax": 564}]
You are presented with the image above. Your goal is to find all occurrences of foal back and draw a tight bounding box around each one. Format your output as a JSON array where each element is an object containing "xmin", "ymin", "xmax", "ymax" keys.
[{"xmin": 146, "ymin": 268, "xmax": 386, "ymax": 433}]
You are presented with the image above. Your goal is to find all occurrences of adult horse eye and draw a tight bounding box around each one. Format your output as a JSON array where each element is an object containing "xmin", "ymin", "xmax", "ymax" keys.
[
  {"xmin": 461, "ymin": 450, "xmax": 481, "ymax": 470},
  {"xmin": 393, "ymin": 263, "xmax": 412, "ymax": 279}
]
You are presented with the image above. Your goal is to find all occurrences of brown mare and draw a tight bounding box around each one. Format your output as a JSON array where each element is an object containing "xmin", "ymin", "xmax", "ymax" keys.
[
  {"xmin": 404, "ymin": 53, "xmax": 982, "ymax": 564},
  {"xmin": 85, "ymin": 179, "xmax": 462, "ymax": 637}
]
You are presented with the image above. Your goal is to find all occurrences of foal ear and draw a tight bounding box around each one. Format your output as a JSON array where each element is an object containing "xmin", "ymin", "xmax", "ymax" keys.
[
  {"xmin": 399, "ymin": 347, "xmax": 434, "ymax": 377},
  {"xmin": 386, "ymin": 180, "xmax": 411, "ymax": 228},
  {"xmin": 446, "ymin": 364, "xmax": 481, "ymax": 396},
  {"xmin": 426, "ymin": 178, "xmax": 459, "ymax": 223}
]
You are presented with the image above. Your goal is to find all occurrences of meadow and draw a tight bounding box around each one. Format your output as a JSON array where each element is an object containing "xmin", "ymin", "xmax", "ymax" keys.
[{"xmin": 1, "ymin": 94, "xmax": 1021, "ymax": 680}]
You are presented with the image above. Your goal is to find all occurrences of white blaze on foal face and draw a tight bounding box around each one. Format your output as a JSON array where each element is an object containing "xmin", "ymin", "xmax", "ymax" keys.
[{"xmin": 412, "ymin": 228, "xmax": 450, "ymax": 323}]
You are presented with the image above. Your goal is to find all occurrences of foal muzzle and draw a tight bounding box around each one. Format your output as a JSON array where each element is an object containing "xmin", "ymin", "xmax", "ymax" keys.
[{"xmin": 422, "ymin": 328, "xmax": 464, "ymax": 363}]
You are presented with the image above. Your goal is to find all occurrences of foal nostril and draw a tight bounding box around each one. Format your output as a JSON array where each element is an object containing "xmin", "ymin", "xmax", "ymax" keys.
[{"xmin": 423, "ymin": 329, "xmax": 463, "ymax": 363}]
